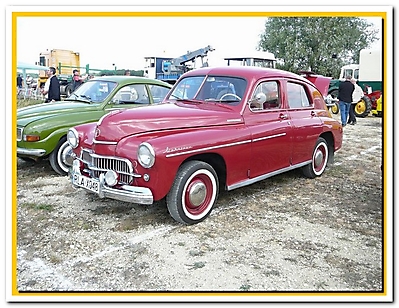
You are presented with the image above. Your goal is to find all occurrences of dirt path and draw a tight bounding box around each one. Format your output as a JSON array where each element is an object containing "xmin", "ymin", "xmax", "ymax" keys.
[{"xmin": 15, "ymin": 114, "xmax": 386, "ymax": 300}]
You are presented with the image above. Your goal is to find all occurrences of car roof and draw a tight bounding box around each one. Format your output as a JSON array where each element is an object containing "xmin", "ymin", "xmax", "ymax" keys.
[
  {"xmin": 92, "ymin": 75, "xmax": 172, "ymax": 87},
  {"xmin": 182, "ymin": 66, "xmax": 311, "ymax": 84}
]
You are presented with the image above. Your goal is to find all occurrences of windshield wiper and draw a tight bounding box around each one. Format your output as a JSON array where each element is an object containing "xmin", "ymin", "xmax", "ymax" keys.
[
  {"xmin": 64, "ymin": 93, "xmax": 92, "ymax": 103},
  {"xmin": 175, "ymin": 98, "xmax": 201, "ymax": 104}
]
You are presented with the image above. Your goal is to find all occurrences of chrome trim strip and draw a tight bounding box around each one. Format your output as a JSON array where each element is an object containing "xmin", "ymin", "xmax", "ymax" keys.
[
  {"xmin": 17, "ymin": 147, "xmax": 46, "ymax": 157},
  {"xmin": 93, "ymin": 139, "xmax": 118, "ymax": 145},
  {"xmin": 165, "ymin": 139, "xmax": 252, "ymax": 158},
  {"xmin": 227, "ymin": 160, "xmax": 311, "ymax": 191},
  {"xmin": 226, "ymin": 118, "xmax": 243, "ymax": 123},
  {"xmin": 253, "ymin": 132, "xmax": 286, "ymax": 143},
  {"xmin": 165, "ymin": 132, "xmax": 286, "ymax": 158}
]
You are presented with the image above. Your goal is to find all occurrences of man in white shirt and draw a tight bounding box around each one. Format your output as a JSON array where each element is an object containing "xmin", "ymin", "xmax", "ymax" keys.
[
  {"xmin": 41, "ymin": 67, "xmax": 60, "ymax": 103},
  {"xmin": 348, "ymin": 78, "xmax": 364, "ymax": 125}
]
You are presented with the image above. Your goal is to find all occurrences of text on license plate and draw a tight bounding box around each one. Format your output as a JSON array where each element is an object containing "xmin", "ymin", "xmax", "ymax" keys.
[{"xmin": 73, "ymin": 174, "xmax": 99, "ymax": 193}]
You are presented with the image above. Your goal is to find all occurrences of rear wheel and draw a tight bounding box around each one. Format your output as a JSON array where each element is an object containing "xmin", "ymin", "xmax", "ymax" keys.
[
  {"xmin": 66, "ymin": 85, "xmax": 73, "ymax": 97},
  {"xmin": 49, "ymin": 136, "xmax": 74, "ymax": 175},
  {"xmin": 166, "ymin": 161, "xmax": 219, "ymax": 225},
  {"xmin": 302, "ymin": 137, "xmax": 329, "ymax": 179},
  {"xmin": 354, "ymin": 96, "xmax": 372, "ymax": 118},
  {"xmin": 330, "ymin": 102, "xmax": 339, "ymax": 114}
]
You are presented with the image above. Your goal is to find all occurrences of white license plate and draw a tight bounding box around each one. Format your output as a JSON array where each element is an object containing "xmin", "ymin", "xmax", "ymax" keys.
[{"xmin": 73, "ymin": 174, "xmax": 100, "ymax": 193}]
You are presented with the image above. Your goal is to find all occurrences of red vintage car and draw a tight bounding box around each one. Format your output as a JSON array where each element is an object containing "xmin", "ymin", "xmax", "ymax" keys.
[{"xmin": 67, "ymin": 66, "xmax": 343, "ymax": 225}]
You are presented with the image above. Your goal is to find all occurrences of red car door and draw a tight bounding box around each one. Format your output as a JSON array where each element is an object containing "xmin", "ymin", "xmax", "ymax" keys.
[
  {"xmin": 285, "ymin": 81, "xmax": 323, "ymax": 165},
  {"xmin": 244, "ymin": 80, "xmax": 293, "ymax": 179}
]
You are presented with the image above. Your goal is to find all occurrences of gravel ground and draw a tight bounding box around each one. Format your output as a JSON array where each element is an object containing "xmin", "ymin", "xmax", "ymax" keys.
[{"xmin": 14, "ymin": 113, "xmax": 387, "ymax": 301}]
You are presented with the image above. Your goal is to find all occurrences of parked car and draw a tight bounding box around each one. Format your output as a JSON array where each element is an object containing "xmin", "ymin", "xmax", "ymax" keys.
[
  {"xmin": 17, "ymin": 76, "xmax": 172, "ymax": 175},
  {"xmin": 67, "ymin": 67, "xmax": 343, "ymax": 225}
]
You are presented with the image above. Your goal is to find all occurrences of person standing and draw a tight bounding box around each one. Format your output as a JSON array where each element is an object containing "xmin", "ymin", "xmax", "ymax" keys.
[
  {"xmin": 71, "ymin": 69, "xmax": 87, "ymax": 92},
  {"xmin": 348, "ymin": 78, "xmax": 364, "ymax": 125},
  {"xmin": 338, "ymin": 75, "xmax": 355, "ymax": 127},
  {"xmin": 17, "ymin": 74, "xmax": 23, "ymax": 89},
  {"xmin": 41, "ymin": 67, "xmax": 60, "ymax": 103}
]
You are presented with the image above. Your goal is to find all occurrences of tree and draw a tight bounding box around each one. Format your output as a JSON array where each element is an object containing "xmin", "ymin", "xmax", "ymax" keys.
[{"xmin": 258, "ymin": 17, "xmax": 379, "ymax": 77}]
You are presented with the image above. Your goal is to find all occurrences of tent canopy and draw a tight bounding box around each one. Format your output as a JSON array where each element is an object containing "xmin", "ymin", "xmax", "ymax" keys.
[
  {"xmin": 17, "ymin": 61, "xmax": 49, "ymax": 71},
  {"xmin": 17, "ymin": 62, "xmax": 49, "ymax": 90}
]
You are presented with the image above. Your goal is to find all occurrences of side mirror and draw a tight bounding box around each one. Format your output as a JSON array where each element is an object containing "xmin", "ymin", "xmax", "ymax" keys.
[{"xmin": 250, "ymin": 92, "xmax": 267, "ymax": 105}]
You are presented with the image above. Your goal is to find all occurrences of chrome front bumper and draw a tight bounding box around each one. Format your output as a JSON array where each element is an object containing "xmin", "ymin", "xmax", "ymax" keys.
[
  {"xmin": 17, "ymin": 147, "xmax": 46, "ymax": 157},
  {"xmin": 69, "ymin": 168, "xmax": 154, "ymax": 205}
]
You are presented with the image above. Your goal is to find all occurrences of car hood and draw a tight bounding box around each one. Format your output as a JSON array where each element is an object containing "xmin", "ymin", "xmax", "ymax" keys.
[
  {"xmin": 17, "ymin": 101, "xmax": 101, "ymax": 126},
  {"xmin": 95, "ymin": 101, "xmax": 239, "ymax": 142}
]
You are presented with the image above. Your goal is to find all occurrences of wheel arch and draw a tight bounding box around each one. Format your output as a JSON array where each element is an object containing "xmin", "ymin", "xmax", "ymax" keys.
[
  {"xmin": 319, "ymin": 131, "xmax": 335, "ymax": 165},
  {"xmin": 179, "ymin": 153, "xmax": 227, "ymax": 192}
]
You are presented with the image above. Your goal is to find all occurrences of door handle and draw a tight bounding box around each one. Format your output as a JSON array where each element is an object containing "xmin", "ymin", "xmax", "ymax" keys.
[{"xmin": 279, "ymin": 113, "xmax": 288, "ymax": 120}]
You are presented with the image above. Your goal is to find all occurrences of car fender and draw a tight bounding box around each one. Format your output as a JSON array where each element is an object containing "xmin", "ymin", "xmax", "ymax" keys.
[{"xmin": 116, "ymin": 123, "xmax": 251, "ymax": 201}]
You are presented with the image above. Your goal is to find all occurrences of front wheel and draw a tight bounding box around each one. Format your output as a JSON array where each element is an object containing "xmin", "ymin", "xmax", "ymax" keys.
[
  {"xmin": 166, "ymin": 161, "xmax": 219, "ymax": 225},
  {"xmin": 354, "ymin": 96, "xmax": 372, "ymax": 118},
  {"xmin": 49, "ymin": 136, "xmax": 74, "ymax": 176},
  {"xmin": 302, "ymin": 137, "xmax": 329, "ymax": 179}
]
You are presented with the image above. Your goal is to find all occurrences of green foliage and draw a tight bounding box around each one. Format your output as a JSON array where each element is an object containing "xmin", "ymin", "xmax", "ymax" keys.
[{"xmin": 258, "ymin": 17, "xmax": 379, "ymax": 78}]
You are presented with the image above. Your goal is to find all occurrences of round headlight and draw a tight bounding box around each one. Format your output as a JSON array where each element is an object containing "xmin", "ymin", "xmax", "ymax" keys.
[
  {"xmin": 138, "ymin": 142, "xmax": 155, "ymax": 168},
  {"xmin": 104, "ymin": 170, "xmax": 118, "ymax": 186},
  {"xmin": 67, "ymin": 128, "xmax": 79, "ymax": 149}
]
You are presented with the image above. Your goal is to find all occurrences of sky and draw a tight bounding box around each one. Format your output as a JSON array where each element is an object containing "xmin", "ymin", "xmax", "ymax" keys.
[
  {"xmin": 16, "ymin": 16, "xmax": 267, "ymax": 72},
  {"xmin": 15, "ymin": 11, "xmax": 383, "ymax": 73}
]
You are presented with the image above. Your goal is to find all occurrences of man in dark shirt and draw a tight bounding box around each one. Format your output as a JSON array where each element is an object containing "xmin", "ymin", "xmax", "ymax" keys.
[
  {"xmin": 41, "ymin": 67, "xmax": 61, "ymax": 103},
  {"xmin": 72, "ymin": 69, "xmax": 86, "ymax": 91},
  {"xmin": 338, "ymin": 75, "xmax": 355, "ymax": 127}
]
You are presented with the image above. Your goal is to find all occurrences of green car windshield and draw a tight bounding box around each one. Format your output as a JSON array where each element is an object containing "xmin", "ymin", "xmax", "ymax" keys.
[{"xmin": 66, "ymin": 80, "xmax": 117, "ymax": 103}]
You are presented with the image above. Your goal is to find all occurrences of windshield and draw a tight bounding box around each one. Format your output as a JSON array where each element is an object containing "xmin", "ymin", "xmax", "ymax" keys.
[
  {"xmin": 169, "ymin": 75, "xmax": 247, "ymax": 104},
  {"xmin": 66, "ymin": 80, "xmax": 117, "ymax": 103}
]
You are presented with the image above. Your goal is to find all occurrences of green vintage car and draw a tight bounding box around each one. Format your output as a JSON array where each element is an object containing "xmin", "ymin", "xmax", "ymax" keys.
[{"xmin": 17, "ymin": 76, "xmax": 172, "ymax": 175}]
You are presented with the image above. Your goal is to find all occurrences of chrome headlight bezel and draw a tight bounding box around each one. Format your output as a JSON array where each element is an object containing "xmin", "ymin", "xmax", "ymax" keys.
[
  {"xmin": 137, "ymin": 142, "xmax": 155, "ymax": 168},
  {"xmin": 67, "ymin": 128, "xmax": 79, "ymax": 149}
]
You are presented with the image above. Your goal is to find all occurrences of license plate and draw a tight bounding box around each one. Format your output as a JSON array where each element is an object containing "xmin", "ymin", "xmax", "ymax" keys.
[{"xmin": 73, "ymin": 174, "xmax": 100, "ymax": 193}]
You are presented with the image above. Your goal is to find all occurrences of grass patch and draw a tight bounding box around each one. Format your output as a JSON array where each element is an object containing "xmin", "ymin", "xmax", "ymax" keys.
[
  {"xmin": 17, "ymin": 98, "xmax": 45, "ymax": 109},
  {"xmin": 21, "ymin": 202, "xmax": 54, "ymax": 212}
]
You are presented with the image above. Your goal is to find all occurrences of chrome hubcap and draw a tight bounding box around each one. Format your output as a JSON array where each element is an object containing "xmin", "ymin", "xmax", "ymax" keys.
[
  {"xmin": 188, "ymin": 182, "xmax": 206, "ymax": 207},
  {"xmin": 314, "ymin": 149, "xmax": 324, "ymax": 168}
]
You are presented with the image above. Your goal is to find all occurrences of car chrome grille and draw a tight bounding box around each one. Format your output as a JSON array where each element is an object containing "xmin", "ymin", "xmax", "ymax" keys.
[
  {"xmin": 80, "ymin": 149, "xmax": 135, "ymax": 184},
  {"xmin": 17, "ymin": 127, "xmax": 23, "ymax": 141}
]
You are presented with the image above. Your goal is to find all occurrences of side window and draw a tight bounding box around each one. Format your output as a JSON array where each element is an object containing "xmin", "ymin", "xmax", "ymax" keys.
[
  {"xmin": 287, "ymin": 82, "xmax": 310, "ymax": 108},
  {"xmin": 149, "ymin": 85, "xmax": 171, "ymax": 103},
  {"xmin": 113, "ymin": 84, "xmax": 149, "ymax": 104},
  {"xmin": 250, "ymin": 81, "xmax": 280, "ymax": 111}
]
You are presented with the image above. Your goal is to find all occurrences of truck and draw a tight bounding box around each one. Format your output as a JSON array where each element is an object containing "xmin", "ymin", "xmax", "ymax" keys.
[
  {"xmin": 224, "ymin": 51, "xmax": 277, "ymax": 68},
  {"xmin": 36, "ymin": 49, "xmax": 81, "ymax": 97},
  {"xmin": 328, "ymin": 49, "xmax": 382, "ymax": 117},
  {"xmin": 144, "ymin": 45, "xmax": 215, "ymax": 84}
]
